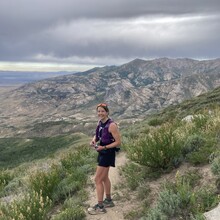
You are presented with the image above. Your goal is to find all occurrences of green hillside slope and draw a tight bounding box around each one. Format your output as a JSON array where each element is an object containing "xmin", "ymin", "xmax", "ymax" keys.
[
  {"xmin": 0, "ymin": 133, "xmax": 89, "ymax": 169},
  {"xmin": 0, "ymin": 86, "xmax": 219, "ymax": 220},
  {"xmin": 121, "ymin": 87, "xmax": 220, "ymax": 219}
]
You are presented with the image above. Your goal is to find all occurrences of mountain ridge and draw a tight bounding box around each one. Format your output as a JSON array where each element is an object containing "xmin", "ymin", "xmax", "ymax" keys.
[{"xmin": 0, "ymin": 57, "xmax": 220, "ymax": 137}]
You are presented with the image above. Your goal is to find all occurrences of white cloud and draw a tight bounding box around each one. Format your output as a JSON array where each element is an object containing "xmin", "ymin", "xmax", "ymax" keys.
[{"xmin": 0, "ymin": 61, "xmax": 97, "ymax": 72}]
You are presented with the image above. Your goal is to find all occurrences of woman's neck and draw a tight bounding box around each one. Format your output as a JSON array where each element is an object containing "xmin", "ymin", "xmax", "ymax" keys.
[{"xmin": 100, "ymin": 117, "xmax": 109, "ymax": 123}]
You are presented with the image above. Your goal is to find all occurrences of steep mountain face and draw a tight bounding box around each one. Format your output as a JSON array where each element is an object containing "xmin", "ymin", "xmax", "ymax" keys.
[{"xmin": 0, "ymin": 58, "xmax": 220, "ymax": 137}]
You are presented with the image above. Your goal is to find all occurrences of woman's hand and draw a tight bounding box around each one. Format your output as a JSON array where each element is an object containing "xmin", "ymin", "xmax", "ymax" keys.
[
  {"xmin": 96, "ymin": 145, "xmax": 105, "ymax": 151},
  {"xmin": 90, "ymin": 135, "xmax": 96, "ymax": 147},
  {"xmin": 90, "ymin": 140, "xmax": 96, "ymax": 146}
]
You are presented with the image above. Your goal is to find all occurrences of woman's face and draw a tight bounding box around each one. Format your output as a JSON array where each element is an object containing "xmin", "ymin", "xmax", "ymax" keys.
[{"xmin": 97, "ymin": 106, "xmax": 108, "ymax": 121}]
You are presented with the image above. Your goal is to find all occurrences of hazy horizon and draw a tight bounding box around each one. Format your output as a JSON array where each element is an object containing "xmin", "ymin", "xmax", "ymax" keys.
[{"xmin": 0, "ymin": 70, "xmax": 75, "ymax": 86}]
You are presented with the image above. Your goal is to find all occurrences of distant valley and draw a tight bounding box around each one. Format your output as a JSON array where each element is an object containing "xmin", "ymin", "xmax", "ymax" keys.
[{"xmin": 0, "ymin": 58, "xmax": 220, "ymax": 138}]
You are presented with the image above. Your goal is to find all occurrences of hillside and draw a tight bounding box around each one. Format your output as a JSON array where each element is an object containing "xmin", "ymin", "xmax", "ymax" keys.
[
  {"xmin": 0, "ymin": 58, "xmax": 220, "ymax": 137},
  {"xmin": 119, "ymin": 87, "xmax": 220, "ymax": 220},
  {"xmin": 0, "ymin": 86, "xmax": 220, "ymax": 220},
  {"xmin": 149, "ymin": 86, "xmax": 220, "ymax": 122}
]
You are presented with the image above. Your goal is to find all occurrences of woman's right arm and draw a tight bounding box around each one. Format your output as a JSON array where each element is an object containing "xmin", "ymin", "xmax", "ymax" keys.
[{"xmin": 90, "ymin": 135, "xmax": 96, "ymax": 145}]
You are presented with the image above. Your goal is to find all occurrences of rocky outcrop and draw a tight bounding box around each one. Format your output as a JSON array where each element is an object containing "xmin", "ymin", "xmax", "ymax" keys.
[{"xmin": 204, "ymin": 203, "xmax": 220, "ymax": 220}]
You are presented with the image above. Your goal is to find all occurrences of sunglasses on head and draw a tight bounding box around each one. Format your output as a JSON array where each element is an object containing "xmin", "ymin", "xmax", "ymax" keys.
[{"xmin": 97, "ymin": 103, "xmax": 108, "ymax": 108}]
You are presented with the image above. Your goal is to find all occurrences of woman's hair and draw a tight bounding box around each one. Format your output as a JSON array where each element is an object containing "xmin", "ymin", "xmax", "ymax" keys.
[{"xmin": 96, "ymin": 103, "xmax": 109, "ymax": 113}]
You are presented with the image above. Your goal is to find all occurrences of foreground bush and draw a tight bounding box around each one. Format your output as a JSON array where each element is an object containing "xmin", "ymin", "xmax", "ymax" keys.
[
  {"xmin": 182, "ymin": 134, "xmax": 217, "ymax": 165},
  {"xmin": 144, "ymin": 171, "xmax": 219, "ymax": 220},
  {"xmin": 29, "ymin": 167, "xmax": 61, "ymax": 201},
  {"xmin": 126, "ymin": 124, "xmax": 183, "ymax": 170},
  {"xmin": 0, "ymin": 190, "xmax": 52, "ymax": 220},
  {"xmin": 211, "ymin": 153, "xmax": 220, "ymax": 177},
  {"xmin": 0, "ymin": 170, "xmax": 13, "ymax": 196},
  {"xmin": 52, "ymin": 205, "xmax": 85, "ymax": 220},
  {"xmin": 0, "ymin": 145, "xmax": 96, "ymax": 219}
]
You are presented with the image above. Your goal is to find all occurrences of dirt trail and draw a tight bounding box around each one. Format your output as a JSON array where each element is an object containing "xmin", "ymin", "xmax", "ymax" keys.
[
  {"xmin": 84, "ymin": 151, "xmax": 220, "ymax": 220},
  {"xmin": 85, "ymin": 152, "xmax": 131, "ymax": 220}
]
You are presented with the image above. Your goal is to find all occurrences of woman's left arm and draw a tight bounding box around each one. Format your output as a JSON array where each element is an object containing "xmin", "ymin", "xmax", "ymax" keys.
[{"xmin": 106, "ymin": 123, "xmax": 121, "ymax": 149}]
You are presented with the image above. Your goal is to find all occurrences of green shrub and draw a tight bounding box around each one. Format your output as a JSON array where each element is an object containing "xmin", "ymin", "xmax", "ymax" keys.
[
  {"xmin": 52, "ymin": 197, "xmax": 86, "ymax": 220},
  {"xmin": 0, "ymin": 190, "xmax": 52, "ymax": 220},
  {"xmin": 1, "ymin": 177, "xmax": 22, "ymax": 197},
  {"xmin": 63, "ymin": 191, "xmax": 88, "ymax": 208},
  {"xmin": 29, "ymin": 146, "xmax": 94, "ymax": 204},
  {"xmin": 156, "ymin": 190, "xmax": 181, "ymax": 217},
  {"xmin": 182, "ymin": 134, "xmax": 206, "ymax": 156},
  {"xmin": 175, "ymin": 177, "xmax": 195, "ymax": 210},
  {"xmin": 51, "ymin": 147, "xmax": 94, "ymax": 202},
  {"xmin": 127, "ymin": 124, "xmax": 183, "ymax": 170},
  {"xmin": 124, "ymin": 209, "xmax": 144, "ymax": 220},
  {"xmin": 121, "ymin": 163, "xmax": 144, "ymax": 190},
  {"xmin": 148, "ymin": 117, "xmax": 165, "ymax": 126},
  {"xmin": 181, "ymin": 170, "xmax": 202, "ymax": 187},
  {"xmin": 143, "ymin": 169, "xmax": 220, "ymax": 220},
  {"xmin": 187, "ymin": 145, "xmax": 216, "ymax": 165},
  {"xmin": 52, "ymin": 170, "xmax": 86, "ymax": 203},
  {"xmin": 190, "ymin": 213, "xmax": 206, "ymax": 220},
  {"xmin": 194, "ymin": 187, "xmax": 219, "ymax": 213},
  {"xmin": 0, "ymin": 170, "xmax": 13, "ymax": 196},
  {"xmin": 52, "ymin": 205, "xmax": 85, "ymax": 220},
  {"xmin": 29, "ymin": 166, "xmax": 61, "ymax": 201},
  {"xmin": 60, "ymin": 146, "xmax": 95, "ymax": 172},
  {"xmin": 182, "ymin": 134, "xmax": 217, "ymax": 165},
  {"xmin": 122, "ymin": 129, "xmax": 139, "ymax": 140},
  {"xmin": 211, "ymin": 156, "xmax": 220, "ymax": 176},
  {"xmin": 146, "ymin": 208, "xmax": 168, "ymax": 220},
  {"xmin": 192, "ymin": 115, "xmax": 209, "ymax": 130}
]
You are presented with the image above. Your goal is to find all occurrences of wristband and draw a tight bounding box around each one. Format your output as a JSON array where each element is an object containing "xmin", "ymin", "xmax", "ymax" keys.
[{"xmin": 104, "ymin": 146, "xmax": 107, "ymax": 150}]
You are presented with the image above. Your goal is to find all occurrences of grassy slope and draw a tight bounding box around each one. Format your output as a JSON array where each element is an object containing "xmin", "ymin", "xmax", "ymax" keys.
[{"xmin": 0, "ymin": 133, "xmax": 90, "ymax": 169}]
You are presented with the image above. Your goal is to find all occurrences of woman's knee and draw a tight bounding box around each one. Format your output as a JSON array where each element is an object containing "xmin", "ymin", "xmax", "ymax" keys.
[
  {"xmin": 95, "ymin": 175, "xmax": 101, "ymax": 184},
  {"xmin": 95, "ymin": 166, "xmax": 109, "ymax": 184},
  {"xmin": 94, "ymin": 173, "xmax": 104, "ymax": 184},
  {"xmin": 103, "ymin": 176, "xmax": 110, "ymax": 184}
]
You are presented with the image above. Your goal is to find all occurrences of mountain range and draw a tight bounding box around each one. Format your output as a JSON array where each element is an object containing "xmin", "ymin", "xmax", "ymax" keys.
[{"xmin": 0, "ymin": 57, "xmax": 220, "ymax": 137}]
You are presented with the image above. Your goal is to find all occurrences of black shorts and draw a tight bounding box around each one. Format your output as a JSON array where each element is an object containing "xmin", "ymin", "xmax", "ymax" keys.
[{"xmin": 97, "ymin": 149, "xmax": 116, "ymax": 167}]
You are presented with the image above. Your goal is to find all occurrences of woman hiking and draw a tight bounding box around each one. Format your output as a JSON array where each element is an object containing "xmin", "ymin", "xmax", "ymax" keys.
[{"xmin": 88, "ymin": 103, "xmax": 121, "ymax": 215}]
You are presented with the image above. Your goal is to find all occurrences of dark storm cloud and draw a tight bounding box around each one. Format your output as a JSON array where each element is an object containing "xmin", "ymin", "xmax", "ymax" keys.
[{"xmin": 0, "ymin": 0, "xmax": 220, "ymax": 68}]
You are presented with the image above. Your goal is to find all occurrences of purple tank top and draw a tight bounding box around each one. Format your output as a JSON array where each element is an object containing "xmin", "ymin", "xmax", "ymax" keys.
[{"xmin": 95, "ymin": 119, "xmax": 115, "ymax": 145}]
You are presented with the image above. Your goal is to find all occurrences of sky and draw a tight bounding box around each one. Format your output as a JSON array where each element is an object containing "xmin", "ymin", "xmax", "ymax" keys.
[{"xmin": 0, "ymin": 0, "xmax": 220, "ymax": 72}]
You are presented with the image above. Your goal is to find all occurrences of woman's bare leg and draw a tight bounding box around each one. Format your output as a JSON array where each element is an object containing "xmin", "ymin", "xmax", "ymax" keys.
[
  {"xmin": 103, "ymin": 173, "xmax": 111, "ymax": 197},
  {"xmin": 95, "ymin": 166, "xmax": 110, "ymax": 203}
]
